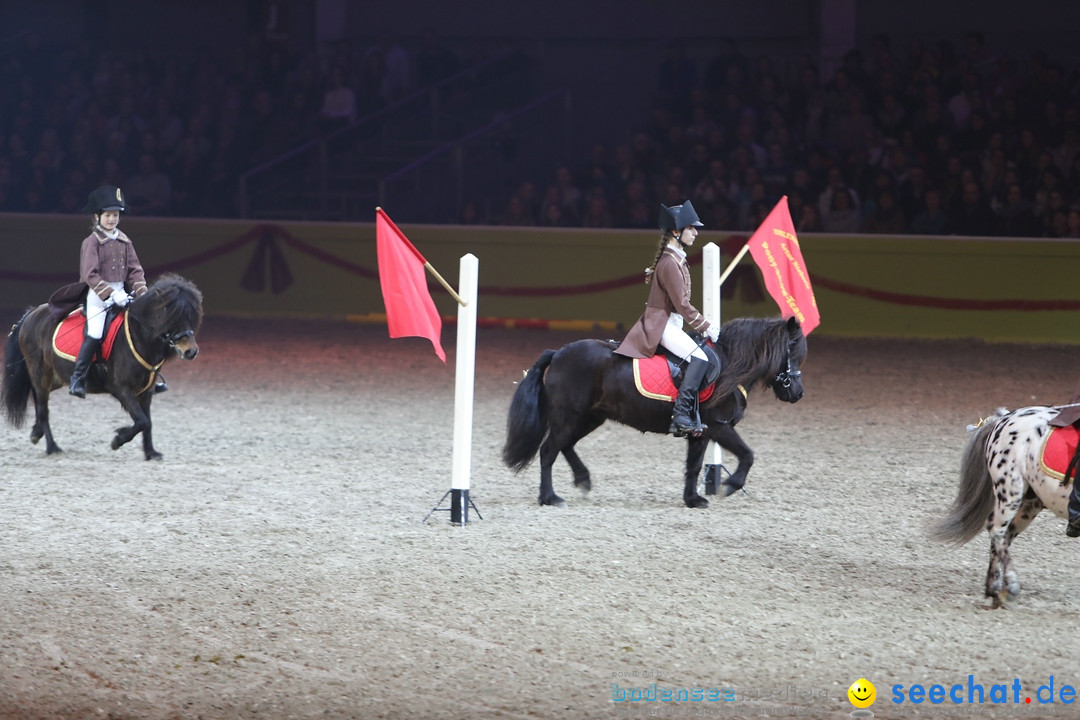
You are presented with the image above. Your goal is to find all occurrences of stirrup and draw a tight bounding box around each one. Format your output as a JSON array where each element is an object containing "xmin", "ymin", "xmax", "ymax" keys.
[
  {"xmin": 153, "ymin": 380, "xmax": 169, "ymax": 394},
  {"xmin": 670, "ymin": 417, "xmax": 707, "ymax": 438}
]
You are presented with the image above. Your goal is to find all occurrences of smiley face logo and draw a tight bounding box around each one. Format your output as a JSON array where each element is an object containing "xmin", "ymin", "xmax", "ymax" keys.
[{"xmin": 848, "ymin": 678, "xmax": 876, "ymax": 709}]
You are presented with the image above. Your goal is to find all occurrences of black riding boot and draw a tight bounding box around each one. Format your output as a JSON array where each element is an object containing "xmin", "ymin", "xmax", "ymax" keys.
[
  {"xmin": 670, "ymin": 357, "xmax": 710, "ymax": 437},
  {"xmin": 1067, "ymin": 481, "xmax": 1080, "ymax": 537},
  {"xmin": 68, "ymin": 336, "xmax": 102, "ymax": 398}
]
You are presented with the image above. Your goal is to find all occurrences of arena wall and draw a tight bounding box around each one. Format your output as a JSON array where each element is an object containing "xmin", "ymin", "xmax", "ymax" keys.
[{"xmin": 2, "ymin": 214, "xmax": 1079, "ymax": 344}]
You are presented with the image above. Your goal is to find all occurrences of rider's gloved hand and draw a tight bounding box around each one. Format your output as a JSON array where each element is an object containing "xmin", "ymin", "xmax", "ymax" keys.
[
  {"xmin": 111, "ymin": 290, "xmax": 131, "ymax": 307},
  {"xmin": 706, "ymin": 325, "xmax": 720, "ymax": 343}
]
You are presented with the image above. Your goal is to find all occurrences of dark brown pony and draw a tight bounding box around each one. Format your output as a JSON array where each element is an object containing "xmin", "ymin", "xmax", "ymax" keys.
[
  {"xmin": 3, "ymin": 274, "xmax": 203, "ymax": 460},
  {"xmin": 503, "ymin": 316, "xmax": 807, "ymax": 507}
]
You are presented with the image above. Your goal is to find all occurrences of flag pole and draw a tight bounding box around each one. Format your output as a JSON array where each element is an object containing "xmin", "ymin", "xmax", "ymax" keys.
[
  {"xmin": 701, "ymin": 242, "xmax": 727, "ymax": 496},
  {"xmin": 423, "ymin": 253, "xmax": 483, "ymax": 525},
  {"xmin": 423, "ymin": 261, "xmax": 466, "ymax": 307},
  {"xmin": 717, "ymin": 243, "xmax": 751, "ymax": 287}
]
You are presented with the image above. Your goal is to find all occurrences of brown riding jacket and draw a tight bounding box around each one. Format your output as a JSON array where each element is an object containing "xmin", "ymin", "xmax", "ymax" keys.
[
  {"xmin": 49, "ymin": 228, "xmax": 150, "ymax": 320},
  {"xmin": 614, "ymin": 246, "xmax": 711, "ymax": 359},
  {"xmin": 80, "ymin": 228, "xmax": 148, "ymax": 301}
]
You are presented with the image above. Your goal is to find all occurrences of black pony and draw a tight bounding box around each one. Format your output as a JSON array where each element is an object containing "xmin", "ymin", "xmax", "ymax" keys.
[
  {"xmin": 503, "ymin": 316, "xmax": 807, "ymax": 507},
  {"xmin": 3, "ymin": 274, "xmax": 203, "ymax": 460}
]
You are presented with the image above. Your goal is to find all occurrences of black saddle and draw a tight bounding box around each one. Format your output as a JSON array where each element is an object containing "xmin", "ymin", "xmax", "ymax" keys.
[{"xmin": 660, "ymin": 339, "xmax": 722, "ymax": 391}]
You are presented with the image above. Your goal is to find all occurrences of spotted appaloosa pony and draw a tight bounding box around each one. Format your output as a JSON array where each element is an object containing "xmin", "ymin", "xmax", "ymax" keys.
[{"xmin": 932, "ymin": 406, "xmax": 1074, "ymax": 605}]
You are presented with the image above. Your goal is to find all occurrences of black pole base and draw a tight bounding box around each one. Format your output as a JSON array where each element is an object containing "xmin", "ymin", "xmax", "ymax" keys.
[
  {"xmin": 423, "ymin": 489, "xmax": 483, "ymax": 525},
  {"xmin": 703, "ymin": 463, "xmax": 731, "ymax": 496}
]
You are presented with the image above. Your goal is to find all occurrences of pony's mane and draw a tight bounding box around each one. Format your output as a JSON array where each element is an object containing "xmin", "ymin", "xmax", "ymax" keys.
[
  {"xmin": 137, "ymin": 274, "xmax": 204, "ymax": 334},
  {"xmin": 709, "ymin": 316, "xmax": 806, "ymax": 401}
]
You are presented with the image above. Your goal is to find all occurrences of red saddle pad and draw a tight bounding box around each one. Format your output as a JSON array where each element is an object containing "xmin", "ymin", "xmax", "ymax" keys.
[
  {"xmin": 632, "ymin": 355, "xmax": 715, "ymax": 403},
  {"xmin": 1041, "ymin": 424, "xmax": 1080, "ymax": 481},
  {"xmin": 52, "ymin": 310, "xmax": 124, "ymax": 362}
]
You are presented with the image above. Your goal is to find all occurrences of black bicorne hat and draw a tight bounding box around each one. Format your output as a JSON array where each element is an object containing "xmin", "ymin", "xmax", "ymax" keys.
[
  {"xmin": 82, "ymin": 186, "xmax": 126, "ymax": 214},
  {"xmin": 658, "ymin": 200, "xmax": 704, "ymax": 232}
]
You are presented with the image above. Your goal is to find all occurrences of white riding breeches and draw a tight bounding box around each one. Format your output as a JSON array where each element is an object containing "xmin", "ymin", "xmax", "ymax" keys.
[
  {"xmin": 659, "ymin": 313, "xmax": 707, "ymax": 361},
  {"xmin": 84, "ymin": 282, "xmax": 122, "ymax": 339}
]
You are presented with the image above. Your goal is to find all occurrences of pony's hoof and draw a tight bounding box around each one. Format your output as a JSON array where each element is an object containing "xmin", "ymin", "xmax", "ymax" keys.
[
  {"xmin": 719, "ymin": 481, "xmax": 745, "ymax": 497},
  {"xmin": 111, "ymin": 437, "xmax": 122, "ymax": 450},
  {"xmin": 685, "ymin": 495, "xmax": 710, "ymax": 509},
  {"xmin": 30, "ymin": 430, "xmax": 42, "ymax": 445},
  {"xmin": 573, "ymin": 477, "xmax": 592, "ymax": 493},
  {"xmin": 145, "ymin": 451, "xmax": 163, "ymax": 461},
  {"xmin": 540, "ymin": 495, "xmax": 566, "ymax": 507}
]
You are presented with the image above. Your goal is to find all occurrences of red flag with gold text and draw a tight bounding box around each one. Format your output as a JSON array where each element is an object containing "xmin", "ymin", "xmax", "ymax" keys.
[
  {"xmin": 376, "ymin": 208, "xmax": 446, "ymax": 362},
  {"xmin": 745, "ymin": 196, "xmax": 820, "ymax": 334}
]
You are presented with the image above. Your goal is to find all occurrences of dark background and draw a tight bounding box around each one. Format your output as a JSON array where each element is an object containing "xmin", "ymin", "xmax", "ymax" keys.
[{"xmin": 2, "ymin": 1, "xmax": 1078, "ymax": 231}]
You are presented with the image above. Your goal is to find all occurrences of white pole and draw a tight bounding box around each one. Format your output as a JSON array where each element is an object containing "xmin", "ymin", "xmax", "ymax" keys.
[
  {"xmin": 701, "ymin": 243, "xmax": 724, "ymax": 493},
  {"xmin": 449, "ymin": 253, "xmax": 479, "ymax": 523}
]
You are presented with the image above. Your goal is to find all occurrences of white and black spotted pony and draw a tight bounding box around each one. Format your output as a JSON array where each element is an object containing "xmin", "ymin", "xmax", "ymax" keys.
[{"xmin": 932, "ymin": 405, "xmax": 1079, "ymax": 606}]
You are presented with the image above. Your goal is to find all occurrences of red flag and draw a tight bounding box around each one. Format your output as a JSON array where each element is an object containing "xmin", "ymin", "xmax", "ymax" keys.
[
  {"xmin": 745, "ymin": 196, "xmax": 821, "ymax": 334},
  {"xmin": 376, "ymin": 208, "xmax": 446, "ymax": 362}
]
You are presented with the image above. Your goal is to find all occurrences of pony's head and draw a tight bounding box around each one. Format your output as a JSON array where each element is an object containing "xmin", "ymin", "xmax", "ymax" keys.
[
  {"xmin": 131, "ymin": 274, "xmax": 204, "ymax": 360},
  {"xmin": 710, "ymin": 316, "xmax": 806, "ymax": 404},
  {"xmin": 766, "ymin": 316, "xmax": 806, "ymax": 403}
]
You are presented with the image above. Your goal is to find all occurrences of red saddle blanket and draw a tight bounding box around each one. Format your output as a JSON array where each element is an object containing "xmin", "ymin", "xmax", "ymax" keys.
[
  {"xmin": 52, "ymin": 311, "xmax": 124, "ymax": 362},
  {"xmin": 1040, "ymin": 424, "xmax": 1080, "ymax": 481},
  {"xmin": 632, "ymin": 355, "xmax": 715, "ymax": 403}
]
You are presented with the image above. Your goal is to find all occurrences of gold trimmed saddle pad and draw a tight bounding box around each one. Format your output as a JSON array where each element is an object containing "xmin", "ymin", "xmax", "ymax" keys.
[
  {"xmin": 1040, "ymin": 424, "xmax": 1080, "ymax": 481},
  {"xmin": 632, "ymin": 355, "xmax": 716, "ymax": 403},
  {"xmin": 52, "ymin": 310, "xmax": 124, "ymax": 362}
]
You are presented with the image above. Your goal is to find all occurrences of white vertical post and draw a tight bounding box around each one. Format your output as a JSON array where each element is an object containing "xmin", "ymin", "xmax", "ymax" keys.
[
  {"xmin": 701, "ymin": 243, "xmax": 724, "ymax": 494},
  {"xmin": 450, "ymin": 253, "xmax": 479, "ymax": 523}
]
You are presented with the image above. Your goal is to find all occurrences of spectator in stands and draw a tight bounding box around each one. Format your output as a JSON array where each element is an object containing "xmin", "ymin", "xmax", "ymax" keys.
[
  {"xmin": 1038, "ymin": 189, "xmax": 1069, "ymax": 236},
  {"xmin": 319, "ymin": 67, "xmax": 356, "ymax": 130},
  {"xmin": 1063, "ymin": 205, "xmax": 1080, "ymax": 239},
  {"xmin": 910, "ymin": 187, "xmax": 949, "ymax": 235},
  {"xmin": 822, "ymin": 186, "xmax": 860, "ymax": 233},
  {"xmin": 948, "ymin": 181, "xmax": 995, "ymax": 236},
  {"xmin": 818, "ymin": 166, "xmax": 860, "ymax": 219},
  {"xmin": 993, "ymin": 182, "xmax": 1039, "ymax": 237},
  {"xmin": 124, "ymin": 153, "xmax": 172, "ymax": 216},
  {"xmin": 796, "ymin": 202, "xmax": 823, "ymax": 233},
  {"xmin": 539, "ymin": 201, "xmax": 574, "ymax": 228},
  {"xmin": 365, "ymin": 32, "xmax": 411, "ymax": 104},
  {"xmin": 581, "ymin": 191, "xmax": 614, "ymax": 229},
  {"xmin": 862, "ymin": 188, "xmax": 907, "ymax": 234},
  {"xmin": 498, "ymin": 194, "xmax": 535, "ymax": 226},
  {"xmin": 457, "ymin": 200, "xmax": 484, "ymax": 225},
  {"xmin": 553, "ymin": 165, "xmax": 583, "ymax": 219}
]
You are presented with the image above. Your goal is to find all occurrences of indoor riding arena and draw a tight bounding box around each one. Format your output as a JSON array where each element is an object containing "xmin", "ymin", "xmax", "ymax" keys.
[
  {"xmin": 5, "ymin": 2, "xmax": 1080, "ymax": 718},
  {"xmin": 3, "ymin": 312, "xmax": 1080, "ymax": 719}
]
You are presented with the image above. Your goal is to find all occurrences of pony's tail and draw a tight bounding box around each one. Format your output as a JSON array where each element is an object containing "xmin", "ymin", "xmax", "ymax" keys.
[
  {"xmin": 2, "ymin": 312, "xmax": 32, "ymax": 428},
  {"xmin": 502, "ymin": 349, "xmax": 556, "ymax": 472},
  {"xmin": 930, "ymin": 414, "xmax": 1002, "ymax": 545}
]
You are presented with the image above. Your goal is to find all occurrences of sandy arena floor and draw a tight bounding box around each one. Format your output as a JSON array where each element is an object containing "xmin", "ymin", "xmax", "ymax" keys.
[{"xmin": 2, "ymin": 315, "xmax": 1080, "ymax": 719}]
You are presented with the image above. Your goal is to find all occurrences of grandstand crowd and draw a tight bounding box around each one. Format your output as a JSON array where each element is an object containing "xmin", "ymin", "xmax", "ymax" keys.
[{"xmin": 2, "ymin": 29, "xmax": 1079, "ymax": 237}]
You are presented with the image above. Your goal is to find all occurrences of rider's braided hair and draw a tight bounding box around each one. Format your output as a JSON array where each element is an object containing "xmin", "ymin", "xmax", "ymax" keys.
[{"xmin": 643, "ymin": 230, "xmax": 678, "ymax": 284}]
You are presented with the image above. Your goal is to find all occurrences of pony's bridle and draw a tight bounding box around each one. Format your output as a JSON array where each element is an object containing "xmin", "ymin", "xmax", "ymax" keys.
[
  {"xmin": 164, "ymin": 328, "xmax": 195, "ymax": 351},
  {"xmin": 123, "ymin": 312, "xmax": 196, "ymax": 394},
  {"xmin": 771, "ymin": 338, "xmax": 802, "ymax": 390}
]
